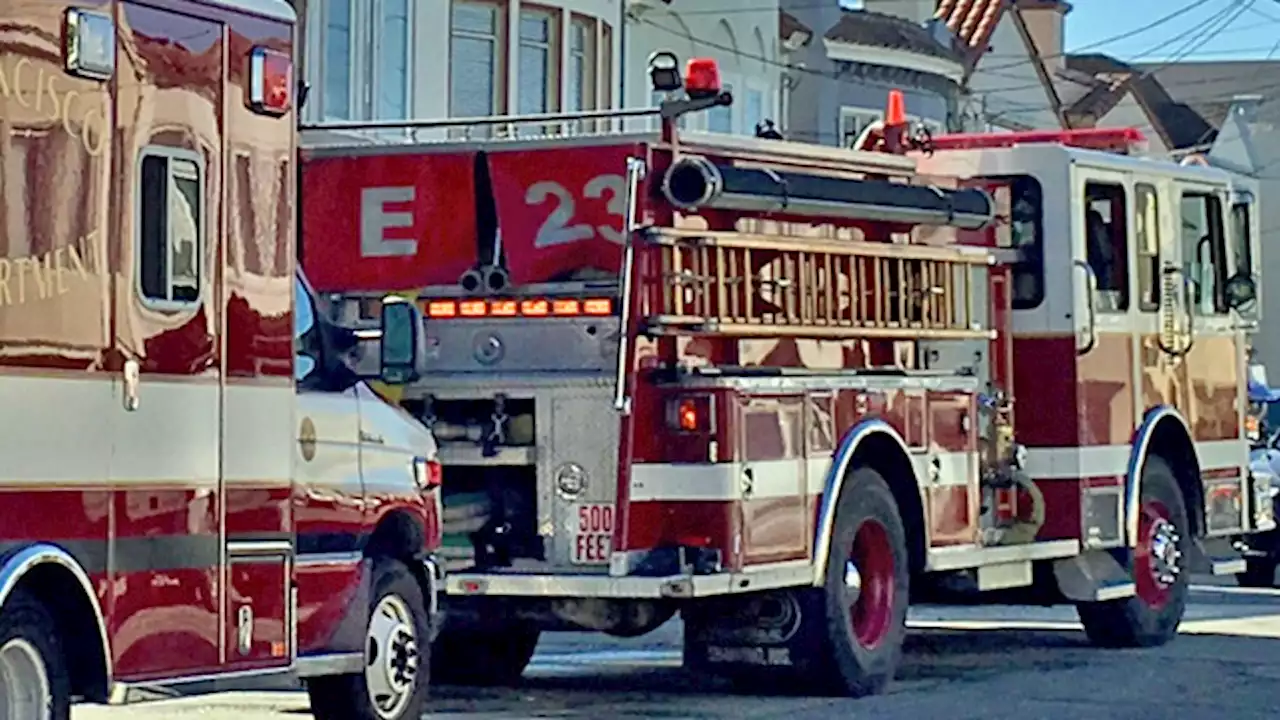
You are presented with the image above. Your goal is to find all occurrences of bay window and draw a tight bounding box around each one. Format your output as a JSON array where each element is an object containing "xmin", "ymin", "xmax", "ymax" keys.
[
  {"xmin": 313, "ymin": 0, "xmax": 413, "ymax": 121},
  {"xmin": 320, "ymin": 0, "xmax": 352, "ymax": 119},
  {"xmin": 567, "ymin": 15, "xmax": 595, "ymax": 112},
  {"xmin": 707, "ymin": 82, "xmax": 734, "ymax": 133},
  {"xmin": 517, "ymin": 7, "xmax": 559, "ymax": 115},
  {"xmin": 376, "ymin": 0, "xmax": 409, "ymax": 119},
  {"xmin": 450, "ymin": 1, "xmax": 504, "ymax": 117}
]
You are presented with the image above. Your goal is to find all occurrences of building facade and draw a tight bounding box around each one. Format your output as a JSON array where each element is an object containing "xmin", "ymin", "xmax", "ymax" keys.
[
  {"xmin": 622, "ymin": 0, "xmax": 783, "ymax": 135},
  {"xmin": 298, "ymin": 0, "xmax": 622, "ymax": 126}
]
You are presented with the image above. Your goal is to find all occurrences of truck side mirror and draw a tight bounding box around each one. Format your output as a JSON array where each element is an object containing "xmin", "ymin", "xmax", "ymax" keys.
[
  {"xmin": 379, "ymin": 296, "xmax": 428, "ymax": 384},
  {"xmin": 1226, "ymin": 272, "xmax": 1257, "ymax": 311}
]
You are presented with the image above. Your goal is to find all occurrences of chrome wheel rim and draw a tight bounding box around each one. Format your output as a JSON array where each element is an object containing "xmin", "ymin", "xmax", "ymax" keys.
[
  {"xmin": 0, "ymin": 638, "xmax": 51, "ymax": 720},
  {"xmin": 365, "ymin": 594, "xmax": 419, "ymax": 719}
]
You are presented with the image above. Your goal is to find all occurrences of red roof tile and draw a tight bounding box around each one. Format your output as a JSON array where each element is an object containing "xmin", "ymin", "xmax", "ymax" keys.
[{"xmin": 935, "ymin": 0, "xmax": 1006, "ymax": 52}]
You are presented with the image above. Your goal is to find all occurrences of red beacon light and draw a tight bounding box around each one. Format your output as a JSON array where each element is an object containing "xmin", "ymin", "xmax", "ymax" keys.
[
  {"xmin": 248, "ymin": 46, "xmax": 293, "ymax": 115},
  {"xmin": 928, "ymin": 127, "xmax": 1148, "ymax": 154},
  {"xmin": 684, "ymin": 58, "xmax": 722, "ymax": 99}
]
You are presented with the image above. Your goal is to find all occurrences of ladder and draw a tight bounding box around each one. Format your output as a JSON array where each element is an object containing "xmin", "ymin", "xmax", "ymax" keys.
[{"xmin": 637, "ymin": 227, "xmax": 996, "ymax": 340}]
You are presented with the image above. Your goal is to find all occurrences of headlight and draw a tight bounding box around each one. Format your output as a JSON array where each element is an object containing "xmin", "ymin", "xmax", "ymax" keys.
[{"xmin": 412, "ymin": 456, "xmax": 442, "ymax": 490}]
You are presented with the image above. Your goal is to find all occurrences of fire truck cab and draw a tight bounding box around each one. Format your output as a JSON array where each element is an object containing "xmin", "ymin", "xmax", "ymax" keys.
[
  {"xmin": 0, "ymin": 2, "xmax": 440, "ymax": 719},
  {"xmin": 300, "ymin": 58, "xmax": 1272, "ymax": 697}
]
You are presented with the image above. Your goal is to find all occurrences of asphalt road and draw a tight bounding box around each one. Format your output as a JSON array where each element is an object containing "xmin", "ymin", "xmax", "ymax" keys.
[{"xmin": 75, "ymin": 581, "xmax": 1280, "ymax": 720}]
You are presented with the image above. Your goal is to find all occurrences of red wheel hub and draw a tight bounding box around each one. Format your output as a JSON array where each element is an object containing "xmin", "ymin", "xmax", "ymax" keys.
[
  {"xmin": 1134, "ymin": 499, "xmax": 1180, "ymax": 608},
  {"xmin": 847, "ymin": 519, "xmax": 895, "ymax": 649}
]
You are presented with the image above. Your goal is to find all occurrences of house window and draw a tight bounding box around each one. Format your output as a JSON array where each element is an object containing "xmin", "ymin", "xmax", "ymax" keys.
[
  {"xmin": 600, "ymin": 23, "xmax": 612, "ymax": 110},
  {"xmin": 321, "ymin": 0, "xmax": 352, "ymax": 119},
  {"xmin": 708, "ymin": 81, "xmax": 734, "ymax": 133},
  {"xmin": 450, "ymin": 1, "xmax": 504, "ymax": 117},
  {"xmin": 376, "ymin": 0, "xmax": 410, "ymax": 119},
  {"xmin": 517, "ymin": 7, "xmax": 559, "ymax": 114},
  {"xmin": 567, "ymin": 15, "xmax": 596, "ymax": 112},
  {"xmin": 743, "ymin": 87, "xmax": 764, "ymax": 135},
  {"xmin": 314, "ymin": 0, "xmax": 414, "ymax": 121},
  {"xmin": 138, "ymin": 150, "xmax": 202, "ymax": 306},
  {"xmin": 839, "ymin": 106, "xmax": 879, "ymax": 147}
]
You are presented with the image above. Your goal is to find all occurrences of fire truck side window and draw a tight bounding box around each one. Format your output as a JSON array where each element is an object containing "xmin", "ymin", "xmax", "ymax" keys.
[
  {"xmin": 1179, "ymin": 192, "xmax": 1228, "ymax": 315},
  {"xmin": 1007, "ymin": 176, "xmax": 1044, "ymax": 310},
  {"xmin": 294, "ymin": 276, "xmax": 318, "ymax": 382},
  {"xmin": 1135, "ymin": 184, "xmax": 1160, "ymax": 312},
  {"xmin": 138, "ymin": 149, "xmax": 202, "ymax": 306},
  {"xmin": 1083, "ymin": 182, "xmax": 1129, "ymax": 312},
  {"xmin": 1231, "ymin": 199, "xmax": 1253, "ymax": 279}
]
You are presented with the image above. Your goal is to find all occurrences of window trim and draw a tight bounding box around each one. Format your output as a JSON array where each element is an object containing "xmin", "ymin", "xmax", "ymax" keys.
[
  {"xmin": 1004, "ymin": 174, "xmax": 1046, "ymax": 311},
  {"xmin": 1083, "ymin": 180, "xmax": 1130, "ymax": 314},
  {"xmin": 515, "ymin": 4, "xmax": 561, "ymax": 115},
  {"xmin": 318, "ymin": 0, "xmax": 355, "ymax": 120},
  {"xmin": 371, "ymin": 0, "xmax": 414, "ymax": 120},
  {"xmin": 1178, "ymin": 189, "xmax": 1229, "ymax": 316},
  {"xmin": 566, "ymin": 13, "xmax": 597, "ymax": 113},
  {"xmin": 448, "ymin": 0, "xmax": 508, "ymax": 118},
  {"xmin": 1134, "ymin": 182, "xmax": 1160, "ymax": 313},
  {"xmin": 135, "ymin": 145, "xmax": 205, "ymax": 312}
]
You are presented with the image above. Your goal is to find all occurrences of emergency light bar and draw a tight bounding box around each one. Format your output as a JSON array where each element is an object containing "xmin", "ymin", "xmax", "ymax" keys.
[
  {"xmin": 423, "ymin": 297, "xmax": 614, "ymax": 319},
  {"xmin": 928, "ymin": 127, "xmax": 1147, "ymax": 154}
]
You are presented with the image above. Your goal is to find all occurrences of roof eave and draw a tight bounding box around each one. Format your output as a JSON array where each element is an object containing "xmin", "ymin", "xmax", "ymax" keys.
[{"xmin": 823, "ymin": 37, "xmax": 965, "ymax": 84}]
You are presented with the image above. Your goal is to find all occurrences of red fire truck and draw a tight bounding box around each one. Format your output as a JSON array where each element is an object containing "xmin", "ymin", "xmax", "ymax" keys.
[
  {"xmin": 300, "ymin": 57, "xmax": 1273, "ymax": 696},
  {"xmin": 0, "ymin": 1, "xmax": 441, "ymax": 718}
]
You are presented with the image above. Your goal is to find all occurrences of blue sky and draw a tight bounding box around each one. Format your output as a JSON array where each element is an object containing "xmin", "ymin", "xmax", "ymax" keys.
[{"xmin": 1065, "ymin": 0, "xmax": 1280, "ymax": 62}]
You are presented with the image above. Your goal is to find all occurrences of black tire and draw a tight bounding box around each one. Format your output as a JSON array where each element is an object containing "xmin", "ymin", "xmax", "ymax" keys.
[
  {"xmin": 816, "ymin": 466, "xmax": 910, "ymax": 697},
  {"xmin": 1237, "ymin": 558, "xmax": 1278, "ymax": 588},
  {"xmin": 1077, "ymin": 456, "xmax": 1190, "ymax": 648},
  {"xmin": 431, "ymin": 623, "xmax": 541, "ymax": 686},
  {"xmin": 0, "ymin": 590, "xmax": 72, "ymax": 720},
  {"xmin": 308, "ymin": 559, "xmax": 431, "ymax": 720}
]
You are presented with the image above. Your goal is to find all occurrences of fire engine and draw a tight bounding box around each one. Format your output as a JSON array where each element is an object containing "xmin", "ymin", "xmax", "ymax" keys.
[
  {"xmin": 300, "ymin": 54, "xmax": 1274, "ymax": 696},
  {"xmin": 0, "ymin": 2, "xmax": 441, "ymax": 719}
]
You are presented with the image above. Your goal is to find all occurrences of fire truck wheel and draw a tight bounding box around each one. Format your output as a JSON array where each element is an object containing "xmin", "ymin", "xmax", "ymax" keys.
[
  {"xmin": 308, "ymin": 559, "xmax": 430, "ymax": 720},
  {"xmin": 1077, "ymin": 456, "xmax": 1189, "ymax": 648},
  {"xmin": 0, "ymin": 590, "xmax": 72, "ymax": 720},
  {"xmin": 431, "ymin": 623, "xmax": 541, "ymax": 686},
  {"xmin": 819, "ymin": 466, "xmax": 909, "ymax": 697}
]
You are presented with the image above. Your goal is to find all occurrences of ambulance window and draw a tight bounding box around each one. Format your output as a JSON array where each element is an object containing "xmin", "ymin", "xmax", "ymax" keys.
[
  {"xmin": 1135, "ymin": 184, "xmax": 1160, "ymax": 312},
  {"xmin": 1007, "ymin": 176, "xmax": 1044, "ymax": 310},
  {"xmin": 1231, "ymin": 199, "xmax": 1253, "ymax": 278},
  {"xmin": 1083, "ymin": 182, "xmax": 1129, "ymax": 312},
  {"xmin": 1179, "ymin": 192, "xmax": 1228, "ymax": 315},
  {"xmin": 138, "ymin": 150, "xmax": 202, "ymax": 306}
]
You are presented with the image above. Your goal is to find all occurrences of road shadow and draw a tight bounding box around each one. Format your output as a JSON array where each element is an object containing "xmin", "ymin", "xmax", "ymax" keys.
[
  {"xmin": 424, "ymin": 630, "xmax": 1280, "ymax": 719},
  {"xmin": 428, "ymin": 627, "xmax": 1095, "ymax": 709}
]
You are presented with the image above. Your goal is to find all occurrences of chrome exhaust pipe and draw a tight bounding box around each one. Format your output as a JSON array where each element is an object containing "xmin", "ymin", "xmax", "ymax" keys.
[
  {"xmin": 458, "ymin": 266, "xmax": 510, "ymax": 294},
  {"xmin": 662, "ymin": 155, "xmax": 723, "ymax": 210}
]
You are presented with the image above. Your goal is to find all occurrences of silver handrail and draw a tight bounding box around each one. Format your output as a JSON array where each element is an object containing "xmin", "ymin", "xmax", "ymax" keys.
[
  {"xmin": 1073, "ymin": 260, "xmax": 1098, "ymax": 355},
  {"xmin": 613, "ymin": 157, "xmax": 648, "ymax": 414}
]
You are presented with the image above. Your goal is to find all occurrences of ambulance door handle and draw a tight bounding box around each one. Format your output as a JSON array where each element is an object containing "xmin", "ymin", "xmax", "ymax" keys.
[
  {"xmin": 1072, "ymin": 260, "xmax": 1097, "ymax": 355},
  {"xmin": 123, "ymin": 358, "xmax": 140, "ymax": 412},
  {"xmin": 741, "ymin": 467, "xmax": 755, "ymax": 498}
]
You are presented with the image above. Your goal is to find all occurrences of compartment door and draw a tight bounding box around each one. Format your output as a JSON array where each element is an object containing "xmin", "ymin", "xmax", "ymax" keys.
[{"xmin": 739, "ymin": 395, "xmax": 808, "ymax": 565}]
